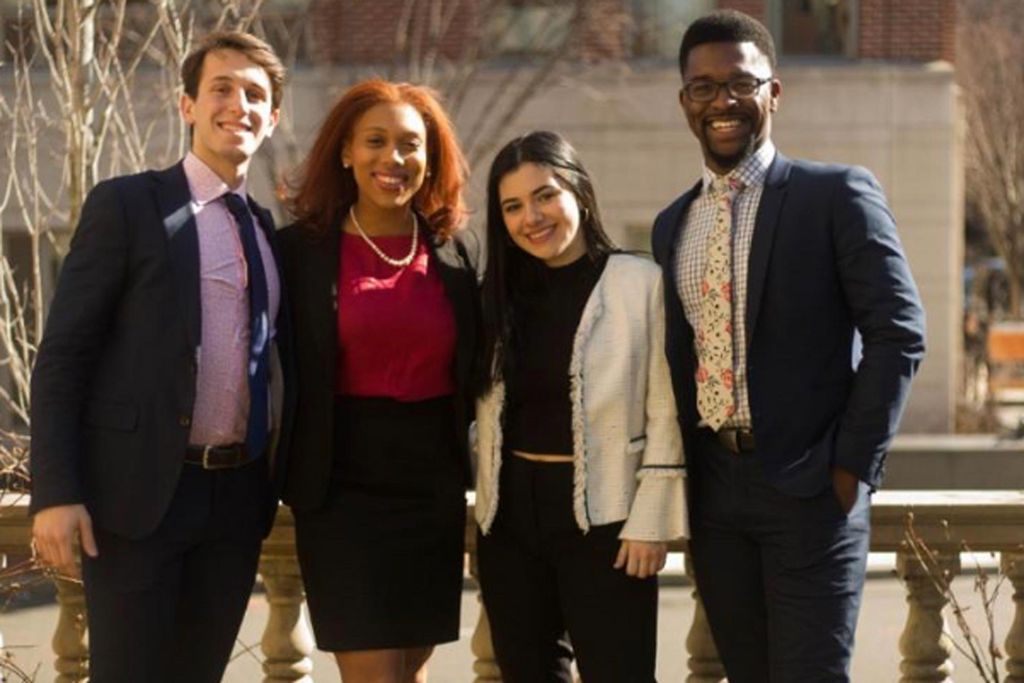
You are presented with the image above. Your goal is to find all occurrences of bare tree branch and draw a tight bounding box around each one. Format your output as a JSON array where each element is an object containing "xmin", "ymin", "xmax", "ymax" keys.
[{"xmin": 960, "ymin": 0, "xmax": 1024, "ymax": 315}]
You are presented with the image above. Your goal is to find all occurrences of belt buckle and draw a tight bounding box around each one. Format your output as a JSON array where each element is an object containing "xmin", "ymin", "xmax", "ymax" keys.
[
  {"xmin": 721, "ymin": 429, "xmax": 739, "ymax": 454},
  {"xmin": 715, "ymin": 428, "xmax": 748, "ymax": 455},
  {"xmin": 201, "ymin": 444, "xmax": 231, "ymax": 470}
]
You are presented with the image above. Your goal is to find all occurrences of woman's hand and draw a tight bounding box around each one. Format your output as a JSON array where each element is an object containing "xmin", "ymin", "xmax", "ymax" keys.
[{"xmin": 614, "ymin": 540, "xmax": 667, "ymax": 579}]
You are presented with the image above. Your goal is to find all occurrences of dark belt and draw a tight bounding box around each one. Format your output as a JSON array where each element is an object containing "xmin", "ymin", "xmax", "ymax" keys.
[
  {"xmin": 715, "ymin": 428, "xmax": 756, "ymax": 454},
  {"xmin": 184, "ymin": 443, "xmax": 250, "ymax": 470}
]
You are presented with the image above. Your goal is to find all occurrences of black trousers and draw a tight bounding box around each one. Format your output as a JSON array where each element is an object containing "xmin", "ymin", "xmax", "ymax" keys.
[
  {"xmin": 82, "ymin": 456, "xmax": 269, "ymax": 683},
  {"xmin": 476, "ymin": 455, "xmax": 658, "ymax": 683},
  {"xmin": 688, "ymin": 431, "xmax": 870, "ymax": 682}
]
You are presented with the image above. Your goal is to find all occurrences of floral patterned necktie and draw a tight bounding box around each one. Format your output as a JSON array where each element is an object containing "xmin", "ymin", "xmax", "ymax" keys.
[{"xmin": 696, "ymin": 175, "xmax": 743, "ymax": 431}]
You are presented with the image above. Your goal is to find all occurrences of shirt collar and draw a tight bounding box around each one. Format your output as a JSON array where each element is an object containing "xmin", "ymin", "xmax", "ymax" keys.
[
  {"xmin": 183, "ymin": 152, "xmax": 248, "ymax": 207},
  {"xmin": 701, "ymin": 140, "xmax": 776, "ymax": 195}
]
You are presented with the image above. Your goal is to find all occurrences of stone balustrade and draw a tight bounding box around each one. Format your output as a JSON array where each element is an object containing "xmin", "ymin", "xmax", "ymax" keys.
[{"xmin": 2, "ymin": 490, "xmax": 1024, "ymax": 682}]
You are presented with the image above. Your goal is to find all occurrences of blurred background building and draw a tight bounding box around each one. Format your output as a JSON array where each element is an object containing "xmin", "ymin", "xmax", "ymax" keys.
[{"xmin": 0, "ymin": 0, "xmax": 966, "ymax": 432}]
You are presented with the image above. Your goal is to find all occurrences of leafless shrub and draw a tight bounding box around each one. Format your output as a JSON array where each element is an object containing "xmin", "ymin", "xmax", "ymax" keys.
[{"xmin": 904, "ymin": 512, "xmax": 1006, "ymax": 682}]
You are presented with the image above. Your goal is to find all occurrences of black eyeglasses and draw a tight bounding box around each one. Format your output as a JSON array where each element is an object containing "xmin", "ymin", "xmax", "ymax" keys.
[{"xmin": 682, "ymin": 76, "xmax": 772, "ymax": 103}]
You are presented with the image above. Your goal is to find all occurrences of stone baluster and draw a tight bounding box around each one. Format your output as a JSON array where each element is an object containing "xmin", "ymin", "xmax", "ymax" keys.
[
  {"xmin": 259, "ymin": 556, "xmax": 314, "ymax": 682},
  {"xmin": 467, "ymin": 538, "xmax": 501, "ymax": 683},
  {"xmin": 470, "ymin": 594, "xmax": 502, "ymax": 683},
  {"xmin": 52, "ymin": 575, "xmax": 88, "ymax": 683},
  {"xmin": 896, "ymin": 546, "xmax": 959, "ymax": 683},
  {"xmin": 684, "ymin": 555, "xmax": 726, "ymax": 683},
  {"xmin": 1002, "ymin": 551, "xmax": 1024, "ymax": 683}
]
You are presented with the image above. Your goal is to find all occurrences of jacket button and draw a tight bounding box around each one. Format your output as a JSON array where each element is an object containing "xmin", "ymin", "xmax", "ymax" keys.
[{"xmin": 178, "ymin": 415, "xmax": 191, "ymax": 427}]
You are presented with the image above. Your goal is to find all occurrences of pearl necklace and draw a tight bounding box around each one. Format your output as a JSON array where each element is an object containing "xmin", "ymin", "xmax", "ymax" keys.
[{"xmin": 348, "ymin": 206, "xmax": 418, "ymax": 268}]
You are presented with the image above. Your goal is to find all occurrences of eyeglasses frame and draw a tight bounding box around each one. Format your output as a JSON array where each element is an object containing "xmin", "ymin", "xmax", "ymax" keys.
[{"xmin": 681, "ymin": 76, "xmax": 773, "ymax": 103}]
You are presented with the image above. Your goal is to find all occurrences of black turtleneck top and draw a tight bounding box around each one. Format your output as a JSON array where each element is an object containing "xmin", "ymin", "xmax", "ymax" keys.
[{"xmin": 505, "ymin": 253, "xmax": 608, "ymax": 455}]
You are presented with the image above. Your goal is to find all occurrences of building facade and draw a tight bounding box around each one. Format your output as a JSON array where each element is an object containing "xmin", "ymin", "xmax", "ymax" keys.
[
  {"xmin": 280, "ymin": 0, "xmax": 961, "ymax": 432},
  {"xmin": 0, "ymin": 0, "xmax": 961, "ymax": 432}
]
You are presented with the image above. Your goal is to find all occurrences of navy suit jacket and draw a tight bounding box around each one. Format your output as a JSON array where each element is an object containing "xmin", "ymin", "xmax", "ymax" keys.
[
  {"xmin": 30, "ymin": 162, "xmax": 296, "ymax": 538},
  {"xmin": 651, "ymin": 152, "xmax": 926, "ymax": 496}
]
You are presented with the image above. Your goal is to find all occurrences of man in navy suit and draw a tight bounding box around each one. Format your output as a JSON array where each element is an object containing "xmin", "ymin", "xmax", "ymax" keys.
[
  {"xmin": 651, "ymin": 11, "xmax": 926, "ymax": 681},
  {"xmin": 29, "ymin": 31, "xmax": 293, "ymax": 682}
]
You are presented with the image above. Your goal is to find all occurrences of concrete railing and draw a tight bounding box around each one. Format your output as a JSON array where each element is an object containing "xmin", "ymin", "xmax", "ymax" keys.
[{"xmin": 3, "ymin": 491, "xmax": 1024, "ymax": 682}]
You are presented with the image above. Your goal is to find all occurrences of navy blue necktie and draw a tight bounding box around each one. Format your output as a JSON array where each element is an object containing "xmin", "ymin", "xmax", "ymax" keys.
[{"xmin": 223, "ymin": 192, "xmax": 270, "ymax": 459}]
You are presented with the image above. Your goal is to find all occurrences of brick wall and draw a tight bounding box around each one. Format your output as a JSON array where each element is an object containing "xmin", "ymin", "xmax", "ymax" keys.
[
  {"xmin": 859, "ymin": 0, "xmax": 955, "ymax": 62},
  {"xmin": 307, "ymin": 0, "xmax": 955, "ymax": 66},
  {"xmin": 308, "ymin": 0, "xmax": 478, "ymax": 64},
  {"xmin": 307, "ymin": 0, "xmax": 641, "ymax": 64}
]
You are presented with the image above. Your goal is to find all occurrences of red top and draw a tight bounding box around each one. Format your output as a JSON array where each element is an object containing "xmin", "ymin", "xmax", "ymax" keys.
[{"xmin": 335, "ymin": 231, "xmax": 456, "ymax": 401}]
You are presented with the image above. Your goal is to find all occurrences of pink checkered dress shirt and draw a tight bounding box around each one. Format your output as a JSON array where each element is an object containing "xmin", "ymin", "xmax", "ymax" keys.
[{"xmin": 182, "ymin": 153, "xmax": 280, "ymax": 446}]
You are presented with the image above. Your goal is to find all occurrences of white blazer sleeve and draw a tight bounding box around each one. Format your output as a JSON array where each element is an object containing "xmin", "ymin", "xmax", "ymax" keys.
[{"xmin": 620, "ymin": 273, "xmax": 689, "ymax": 541}]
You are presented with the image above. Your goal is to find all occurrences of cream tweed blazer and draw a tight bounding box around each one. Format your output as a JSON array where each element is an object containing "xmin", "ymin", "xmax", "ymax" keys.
[{"xmin": 475, "ymin": 253, "xmax": 688, "ymax": 541}]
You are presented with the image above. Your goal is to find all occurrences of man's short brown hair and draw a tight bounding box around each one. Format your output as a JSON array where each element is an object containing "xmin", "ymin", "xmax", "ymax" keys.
[{"xmin": 181, "ymin": 30, "xmax": 286, "ymax": 110}]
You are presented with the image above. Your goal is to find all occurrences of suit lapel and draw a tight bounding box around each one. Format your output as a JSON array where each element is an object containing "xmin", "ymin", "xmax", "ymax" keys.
[
  {"xmin": 427, "ymin": 232, "xmax": 474, "ymax": 387},
  {"xmin": 155, "ymin": 163, "xmax": 201, "ymax": 350},
  {"xmin": 745, "ymin": 153, "xmax": 792, "ymax": 346},
  {"xmin": 305, "ymin": 227, "xmax": 340, "ymax": 379},
  {"xmin": 251, "ymin": 202, "xmax": 277, "ymax": 250},
  {"xmin": 655, "ymin": 181, "xmax": 701, "ymax": 284}
]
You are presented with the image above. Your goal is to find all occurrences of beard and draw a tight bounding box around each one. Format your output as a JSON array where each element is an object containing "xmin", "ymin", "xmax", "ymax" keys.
[{"xmin": 703, "ymin": 135, "xmax": 756, "ymax": 173}]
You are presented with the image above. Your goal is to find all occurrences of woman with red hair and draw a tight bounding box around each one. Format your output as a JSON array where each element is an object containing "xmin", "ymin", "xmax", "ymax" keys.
[{"xmin": 279, "ymin": 79, "xmax": 478, "ymax": 682}]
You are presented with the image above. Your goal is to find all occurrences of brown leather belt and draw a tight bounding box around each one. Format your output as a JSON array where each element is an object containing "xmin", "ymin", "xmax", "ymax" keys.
[
  {"xmin": 184, "ymin": 443, "xmax": 250, "ymax": 470},
  {"xmin": 716, "ymin": 428, "xmax": 756, "ymax": 454}
]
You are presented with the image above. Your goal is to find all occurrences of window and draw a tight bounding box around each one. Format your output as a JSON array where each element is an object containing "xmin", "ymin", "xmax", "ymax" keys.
[
  {"xmin": 630, "ymin": 0, "xmax": 714, "ymax": 59},
  {"xmin": 774, "ymin": 0, "xmax": 855, "ymax": 58},
  {"xmin": 484, "ymin": 1, "xmax": 576, "ymax": 56}
]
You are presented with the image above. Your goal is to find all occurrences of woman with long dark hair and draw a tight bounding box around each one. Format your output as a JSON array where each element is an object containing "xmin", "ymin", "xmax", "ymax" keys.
[
  {"xmin": 279, "ymin": 79, "xmax": 478, "ymax": 683},
  {"xmin": 474, "ymin": 131, "xmax": 687, "ymax": 682}
]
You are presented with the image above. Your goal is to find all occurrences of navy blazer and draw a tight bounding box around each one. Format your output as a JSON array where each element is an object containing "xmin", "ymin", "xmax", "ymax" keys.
[
  {"xmin": 651, "ymin": 152, "xmax": 926, "ymax": 496},
  {"xmin": 30, "ymin": 162, "xmax": 296, "ymax": 538}
]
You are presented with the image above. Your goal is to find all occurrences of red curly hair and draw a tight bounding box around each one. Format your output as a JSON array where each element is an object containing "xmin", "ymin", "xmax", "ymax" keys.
[{"xmin": 287, "ymin": 79, "xmax": 468, "ymax": 239}]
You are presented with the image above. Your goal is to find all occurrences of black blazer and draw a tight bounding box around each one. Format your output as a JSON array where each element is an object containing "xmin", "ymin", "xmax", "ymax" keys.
[
  {"xmin": 652, "ymin": 153, "xmax": 926, "ymax": 496},
  {"xmin": 278, "ymin": 221, "xmax": 480, "ymax": 511},
  {"xmin": 30, "ymin": 162, "xmax": 296, "ymax": 538}
]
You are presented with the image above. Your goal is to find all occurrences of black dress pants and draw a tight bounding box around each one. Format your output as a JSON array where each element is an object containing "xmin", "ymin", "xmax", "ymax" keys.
[
  {"xmin": 688, "ymin": 431, "xmax": 871, "ymax": 682},
  {"xmin": 82, "ymin": 457, "xmax": 268, "ymax": 683},
  {"xmin": 476, "ymin": 455, "xmax": 658, "ymax": 683}
]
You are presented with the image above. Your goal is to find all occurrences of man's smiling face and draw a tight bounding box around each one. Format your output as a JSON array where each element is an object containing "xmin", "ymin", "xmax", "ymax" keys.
[
  {"xmin": 180, "ymin": 48, "xmax": 279, "ymax": 182},
  {"xmin": 679, "ymin": 41, "xmax": 779, "ymax": 174}
]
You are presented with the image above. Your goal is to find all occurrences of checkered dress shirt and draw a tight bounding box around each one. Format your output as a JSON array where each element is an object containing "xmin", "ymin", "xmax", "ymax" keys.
[{"xmin": 674, "ymin": 141, "xmax": 775, "ymax": 429}]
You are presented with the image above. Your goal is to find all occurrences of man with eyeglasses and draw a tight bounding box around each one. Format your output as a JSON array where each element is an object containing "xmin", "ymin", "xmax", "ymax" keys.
[{"xmin": 651, "ymin": 10, "xmax": 925, "ymax": 681}]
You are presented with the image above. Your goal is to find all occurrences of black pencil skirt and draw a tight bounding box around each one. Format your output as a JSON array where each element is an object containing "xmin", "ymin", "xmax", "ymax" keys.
[{"xmin": 293, "ymin": 396, "xmax": 466, "ymax": 652}]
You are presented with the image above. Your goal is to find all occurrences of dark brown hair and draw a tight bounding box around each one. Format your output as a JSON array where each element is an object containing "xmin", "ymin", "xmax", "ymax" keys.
[
  {"xmin": 477, "ymin": 131, "xmax": 616, "ymax": 394},
  {"xmin": 287, "ymin": 79, "xmax": 468, "ymax": 239},
  {"xmin": 181, "ymin": 30, "xmax": 286, "ymax": 110}
]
